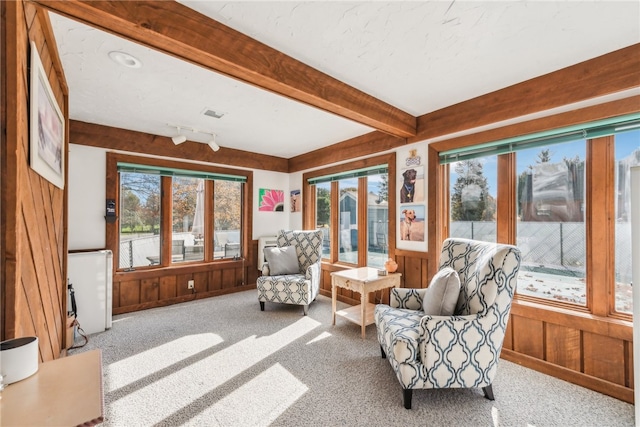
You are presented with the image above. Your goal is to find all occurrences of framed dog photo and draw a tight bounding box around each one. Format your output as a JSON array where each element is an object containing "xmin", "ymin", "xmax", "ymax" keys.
[
  {"xmin": 30, "ymin": 41, "xmax": 65, "ymax": 189},
  {"xmin": 398, "ymin": 205, "xmax": 425, "ymax": 242},
  {"xmin": 399, "ymin": 166, "xmax": 424, "ymax": 204}
]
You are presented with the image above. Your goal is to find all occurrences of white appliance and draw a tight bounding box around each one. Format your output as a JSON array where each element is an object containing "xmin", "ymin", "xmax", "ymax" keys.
[
  {"xmin": 630, "ymin": 166, "xmax": 639, "ymax": 426},
  {"xmin": 257, "ymin": 236, "xmax": 278, "ymax": 270},
  {"xmin": 67, "ymin": 250, "xmax": 113, "ymax": 335}
]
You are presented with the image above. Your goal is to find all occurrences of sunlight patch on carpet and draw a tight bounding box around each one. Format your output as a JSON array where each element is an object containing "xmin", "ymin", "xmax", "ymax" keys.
[
  {"xmin": 106, "ymin": 317, "xmax": 320, "ymax": 425},
  {"xmin": 106, "ymin": 333, "xmax": 223, "ymax": 392},
  {"xmin": 306, "ymin": 331, "xmax": 332, "ymax": 344},
  {"xmin": 190, "ymin": 363, "xmax": 307, "ymax": 426}
]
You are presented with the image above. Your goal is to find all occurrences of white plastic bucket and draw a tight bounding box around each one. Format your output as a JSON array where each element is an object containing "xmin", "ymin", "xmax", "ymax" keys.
[{"xmin": 1, "ymin": 336, "xmax": 39, "ymax": 385}]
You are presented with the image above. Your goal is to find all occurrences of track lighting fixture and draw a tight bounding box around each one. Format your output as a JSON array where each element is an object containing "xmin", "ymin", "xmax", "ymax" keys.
[{"xmin": 167, "ymin": 124, "xmax": 220, "ymax": 152}]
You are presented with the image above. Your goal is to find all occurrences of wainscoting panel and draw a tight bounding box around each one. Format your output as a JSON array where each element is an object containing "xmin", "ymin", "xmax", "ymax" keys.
[
  {"xmin": 504, "ymin": 303, "xmax": 634, "ymax": 403},
  {"xmin": 111, "ymin": 241, "xmax": 260, "ymax": 315}
]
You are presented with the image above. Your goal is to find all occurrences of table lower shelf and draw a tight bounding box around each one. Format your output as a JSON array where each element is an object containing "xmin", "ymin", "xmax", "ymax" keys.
[{"xmin": 335, "ymin": 302, "xmax": 376, "ymax": 326}]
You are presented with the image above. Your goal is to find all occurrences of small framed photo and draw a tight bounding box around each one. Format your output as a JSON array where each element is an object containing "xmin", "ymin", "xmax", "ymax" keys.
[{"xmin": 30, "ymin": 41, "xmax": 65, "ymax": 189}]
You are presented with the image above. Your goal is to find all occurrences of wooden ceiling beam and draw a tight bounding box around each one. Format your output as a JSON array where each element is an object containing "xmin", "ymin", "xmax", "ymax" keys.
[
  {"xmin": 32, "ymin": 0, "xmax": 417, "ymax": 138},
  {"xmin": 70, "ymin": 120, "xmax": 289, "ymax": 173}
]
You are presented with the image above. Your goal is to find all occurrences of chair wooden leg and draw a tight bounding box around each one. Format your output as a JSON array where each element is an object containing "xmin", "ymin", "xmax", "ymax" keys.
[
  {"xmin": 259, "ymin": 301, "xmax": 265, "ymax": 311},
  {"xmin": 303, "ymin": 305, "xmax": 309, "ymax": 316},
  {"xmin": 403, "ymin": 389, "xmax": 412, "ymax": 409},
  {"xmin": 380, "ymin": 345, "xmax": 386, "ymax": 359},
  {"xmin": 483, "ymin": 385, "xmax": 494, "ymax": 401}
]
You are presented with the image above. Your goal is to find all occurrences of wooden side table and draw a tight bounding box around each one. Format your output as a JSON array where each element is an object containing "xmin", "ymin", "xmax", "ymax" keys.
[
  {"xmin": 331, "ymin": 267, "xmax": 401, "ymax": 338},
  {"xmin": 0, "ymin": 349, "xmax": 104, "ymax": 426}
]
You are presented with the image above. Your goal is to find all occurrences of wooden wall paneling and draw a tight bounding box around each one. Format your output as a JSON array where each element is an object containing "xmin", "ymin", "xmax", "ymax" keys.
[
  {"xmin": 22, "ymin": 168, "xmax": 61, "ymax": 353},
  {"xmin": 208, "ymin": 269, "xmax": 223, "ymax": 292},
  {"xmin": 511, "ymin": 315, "xmax": 544, "ymax": 360},
  {"xmin": 140, "ymin": 278, "xmax": 159, "ymax": 304},
  {"xmin": 159, "ymin": 276, "xmax": 177, "ymax": 300},
  {"xmin": 503, "ymin": 315, "xmax": 513, "ymax": 350},
  {"xmin": 119, "ymin": 279, "xmax": 141, "ymax": 307},
  {"xmin": 221, "ymin": 268, "xmax": 236, "ymax": 289},
  {"xmin": 403, "ymin": 256, "xmax": 424, "ymax": 288},
  {"xmin": 396, "ymin": 256, "xmax": 406, "ymax": 287},
  {"xmin": 626, "ymin": 341, "xmax": 634, "ymax": 389},
  {"xmin": 2, "ymin": 0, "xmax": 26, "ymax": 343},
  {"xmin": 426, "ymin": 145, "xmax": 444, "ymax": 284},
  {"xmin": 193, "ymin": 271, "xmax": 208, "ymax": 294},
  {"xmin": 19, "ymin": 239, "xmax": 55, "ymax": 361},
  {"xmin": 111, "ymin": 281, "xmax": 121, "ymax": 308},
  {"xmin": 583, "ymin": 332, "xmax": 626, "ymax": 386},
  {"xmin": 175, "ymin": 273, "xmax": 193, "ymax": 297},
  {"xmin": 586, "ymin": 137, "xmax": 614, "ymax": 317},
  {"xmin": 545, "ymin": 323, "xmax": 581, "ymax": 371}
]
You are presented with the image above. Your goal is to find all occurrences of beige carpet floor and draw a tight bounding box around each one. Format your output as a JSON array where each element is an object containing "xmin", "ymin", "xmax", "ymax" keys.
[{"xmin": 70, "ymin": 290, "xmax": 634, "ymax": 426}]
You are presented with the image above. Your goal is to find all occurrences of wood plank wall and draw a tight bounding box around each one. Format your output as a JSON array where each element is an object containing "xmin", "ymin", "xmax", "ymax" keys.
[{"xmin": 1, "ymin": 1, "xmax": 68, "ymax": 360}]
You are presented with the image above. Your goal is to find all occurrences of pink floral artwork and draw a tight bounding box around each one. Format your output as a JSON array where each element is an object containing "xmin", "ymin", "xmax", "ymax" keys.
[{"xmin": 259, "ymin": 188, "xmax": 285, "ymax": 212}]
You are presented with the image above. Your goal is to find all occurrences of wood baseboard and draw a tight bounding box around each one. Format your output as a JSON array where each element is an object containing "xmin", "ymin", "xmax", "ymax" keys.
[{"xmin": 501, "ymin": 348, "xmax": 634, "ymax": 403}]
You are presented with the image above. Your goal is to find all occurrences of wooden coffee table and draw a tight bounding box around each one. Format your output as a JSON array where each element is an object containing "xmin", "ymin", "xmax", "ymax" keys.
[{"xmin": 331, "ymin": 267, "xmax": 401, "ymax": 338}]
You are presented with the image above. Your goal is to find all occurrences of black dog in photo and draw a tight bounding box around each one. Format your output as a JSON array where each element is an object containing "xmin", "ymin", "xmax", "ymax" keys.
[{"xmin": 400, "ymin": 169, "xmax": 417, "ymax": 203}]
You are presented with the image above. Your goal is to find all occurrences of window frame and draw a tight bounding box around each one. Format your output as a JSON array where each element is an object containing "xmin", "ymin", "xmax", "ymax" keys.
[
  {"xmin": 107, "ymin": 152, "xmax": 252, "ymax": 272},
  {"xmin": 303, "ymin": 153, "xmax": 396, "ymax": 267},
  {"xmin": 428, "ymin": 99, "xmax": 636, "ymax": 321}
]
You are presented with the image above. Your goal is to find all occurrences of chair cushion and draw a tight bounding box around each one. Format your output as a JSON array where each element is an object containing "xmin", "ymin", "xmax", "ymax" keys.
[
  {"xmin": 422, "ymin": 267, "xmax": 460, "ymax": 316},
  {"xmin": 264, "ymin": 246, "xmax": 299, "ymax": 275}
]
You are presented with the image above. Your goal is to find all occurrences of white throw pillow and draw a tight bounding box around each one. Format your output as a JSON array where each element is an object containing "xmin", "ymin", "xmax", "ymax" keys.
[
  {"xmin": 422, "ymin": 267, "xmax": 461, "ymax": 316},
  {"xmin": 264, "ymin": 246, "xmax": 299, "ymax": 275}
]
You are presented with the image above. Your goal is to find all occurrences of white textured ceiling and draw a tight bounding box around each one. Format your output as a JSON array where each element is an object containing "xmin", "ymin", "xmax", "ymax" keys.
[{"xmin": 50, "ymin": 1, "xmax": 640, "ymax": 159}]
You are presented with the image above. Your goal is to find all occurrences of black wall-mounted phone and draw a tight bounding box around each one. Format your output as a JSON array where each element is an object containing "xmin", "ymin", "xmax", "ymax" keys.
[{"xmin": 105, "ymin": 199, "xmax": 117, "ymax": 223}]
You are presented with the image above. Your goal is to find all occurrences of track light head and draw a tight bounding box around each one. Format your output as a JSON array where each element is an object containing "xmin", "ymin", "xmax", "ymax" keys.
[
  {"xmin": 208, "ymin": 139, "xmax": 220, "ymax": 152},
  {"xmin": 172, "ymin": 135, "xmax": 187, "ymax": 145}
]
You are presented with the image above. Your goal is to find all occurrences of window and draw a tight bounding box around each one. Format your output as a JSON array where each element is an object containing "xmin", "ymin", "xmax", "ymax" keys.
[
  {"xmin": 449, "ymin": 156, "xmax": 497, "ymax": 243},
  {"xmin": 214, "ymin": 180, "xmax": 242, "ymax": 259},
  {"xmin": 516, "ymin": 140, "xmax": 586, "ymax": 305},
  {"xmin": 338, "ymin": 177, "xmax": 358, "ymax": 264},
  {"xmin": 614, "ymin": 130, "xmax": 640, "ymax": 314},
  {"xmin": 112, "ymin": 154, "xmax": 249, "ymax": 270},
  {"xmin": 439, "ymin": 113, "xmax": 640, "ymax": 314},
  {"xmin": 119, "ymin": 172, "xmax": 161, "ymax": 269},
  {"xmin": 367, "ymin": 173, "xmax": 389, "ymax": 268},
  {"xmin": 315, "ymin": 182, "xmax": 331, "ymax": 259},
  {"xmin": 304, "ymin": 154, "xmax": 395, "ymax": 268}
]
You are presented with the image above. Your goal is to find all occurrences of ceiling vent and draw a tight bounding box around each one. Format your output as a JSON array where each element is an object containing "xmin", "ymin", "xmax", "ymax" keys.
[{"xmin": 202, "ymin": 108, "xmax": 224, "ymax": 119}]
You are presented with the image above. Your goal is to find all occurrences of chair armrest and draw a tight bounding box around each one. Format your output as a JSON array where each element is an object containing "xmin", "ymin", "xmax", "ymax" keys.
[
  {"xmin": 261, "ymin": 263, "xmax": 271, "ymax": 276},
  {"xmin": 390, "ymin": 288, "xmax": 427, "ymax": 310},
  {"xmin": 419, "ymin": 311, "xmax": 505, "ymax": 383},
  {"xmin": 305, "ymin": 262, "xmax": 320, "ymax": 283}
]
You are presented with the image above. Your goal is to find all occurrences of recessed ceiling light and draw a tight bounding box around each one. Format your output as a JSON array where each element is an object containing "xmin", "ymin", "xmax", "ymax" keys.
[{"xmin": 108, "ymin": 51, "xmax": 142, "ymax": 69}]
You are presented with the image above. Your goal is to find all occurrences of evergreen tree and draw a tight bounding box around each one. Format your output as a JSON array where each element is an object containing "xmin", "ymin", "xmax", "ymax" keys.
[{"xmin": 450, "ymin": 160, "xmax": 493, "ymax": 221}]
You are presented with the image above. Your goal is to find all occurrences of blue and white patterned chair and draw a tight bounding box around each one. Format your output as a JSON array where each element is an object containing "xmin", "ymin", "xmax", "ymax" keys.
[
  {"xmin": 374, "ymin": 238, "xmax": 521, "ymax": 409},
  {"xmin": 257, "ymin": 229, "xmax": 323, "ymax": 315}
]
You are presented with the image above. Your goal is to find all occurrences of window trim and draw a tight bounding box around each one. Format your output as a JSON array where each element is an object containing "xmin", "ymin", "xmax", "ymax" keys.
[
  {"xmin": 429, "ymin": 97, "xmax": 637, "ymax": 321},
  {"xmin": 107, "ymin": 152, "xmax": 253, "ymax": 272},
  {"xmin": 303, "ymin": 153, "xmax": 396, "ymax": 267}
]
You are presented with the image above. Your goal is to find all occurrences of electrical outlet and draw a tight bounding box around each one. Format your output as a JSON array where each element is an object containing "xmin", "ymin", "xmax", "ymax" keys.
[{"xmin": 188, "ymin": 280, "xmax": 194, "ymax": 289}]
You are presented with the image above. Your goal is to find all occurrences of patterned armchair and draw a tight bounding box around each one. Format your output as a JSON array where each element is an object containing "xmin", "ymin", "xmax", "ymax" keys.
[
  {"xmin": 374, "ymin": 238, "xmax": 521, "ymax": 409},
  {"xmin": 257, "ymin": 229, "xmax": 323, "ymax": 315}
]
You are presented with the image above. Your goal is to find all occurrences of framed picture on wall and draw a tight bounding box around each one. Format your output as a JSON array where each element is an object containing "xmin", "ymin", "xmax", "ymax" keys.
[{"xmin": 30, "ymin": 41, "xmax": 65, "ymax": 189}]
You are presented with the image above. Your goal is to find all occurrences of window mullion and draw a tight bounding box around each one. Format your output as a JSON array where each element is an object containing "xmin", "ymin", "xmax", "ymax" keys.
[
  {"xmin": 330, "ymin": 181, "xmax": 339, "ymax": 264},
  {"xmin": 205, "ymin": 180, "xmax": 214, "ymax": 262},
  {"xmin": 160, "ymin": 176, "xmax": 173, "ymax": 266},
  {"xmin": 358, "ymin": 177, "xmax": 368, "ymax": 266}
]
